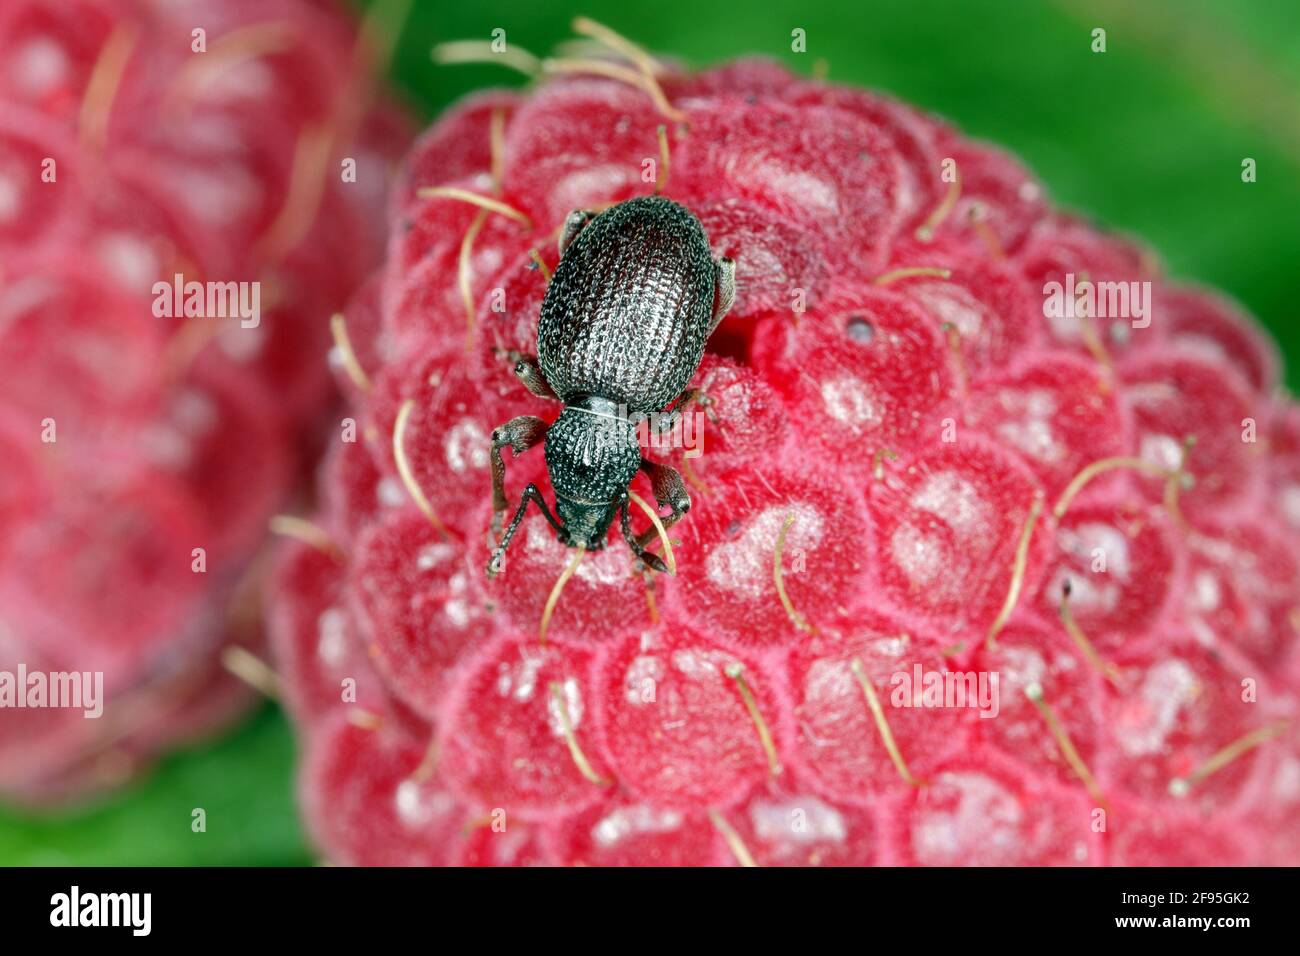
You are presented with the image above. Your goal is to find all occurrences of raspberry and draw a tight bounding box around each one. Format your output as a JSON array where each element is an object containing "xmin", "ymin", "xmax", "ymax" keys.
[
  {"xmin": 272, "ymin": 26, "xmax": 1300, "ymax": 865},
  {"xmin": 0, "ymin": 0, "xmax": 409, "ymax": 801}
]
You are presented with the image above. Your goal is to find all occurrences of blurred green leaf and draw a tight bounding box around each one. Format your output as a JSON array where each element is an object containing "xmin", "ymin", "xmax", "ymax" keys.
[{"xmin": 0, "ymin": 707, "xmax": 310, "ymax": 866}]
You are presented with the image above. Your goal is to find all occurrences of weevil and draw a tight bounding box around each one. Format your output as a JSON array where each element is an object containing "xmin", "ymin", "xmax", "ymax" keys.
[{"xmin": 487, "ymin": 195, "xmax": 735, "ymax": 576}]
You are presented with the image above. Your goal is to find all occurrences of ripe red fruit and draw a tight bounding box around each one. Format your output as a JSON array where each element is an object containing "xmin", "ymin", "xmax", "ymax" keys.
[
  {"xmin": 272, "ymin": 42, "xmax": 1300, "ymax": 865},
  {"xmin": 0, "ymin": 0, "xmax": 409, "ymax": 802}
]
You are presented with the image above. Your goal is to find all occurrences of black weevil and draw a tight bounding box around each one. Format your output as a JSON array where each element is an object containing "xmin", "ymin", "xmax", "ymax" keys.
[{"xmin": 487, "ymin": 195, "xmax": 735, "ymax": 576}]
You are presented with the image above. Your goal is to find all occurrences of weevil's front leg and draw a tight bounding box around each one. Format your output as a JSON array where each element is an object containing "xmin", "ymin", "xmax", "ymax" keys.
[
  {"xmin": 558, "ymin": 209, "xmax": 597, "ymax": 257},
  {"xmin": 709, "ymin": 256, "xmax": 736, "ymax": 334},
  {"xmin": 619, "ymin": 495, "xmax": 670, "ymax": 574},
  {"xmin": 633, "ymin": 459, "xmax": 691, "ymax": 550},
  {"xmin": 491, "ymin": 415, "xmax": 548, "ymax": 536},
  {"xmin": 488, "ymin": 483, "xmax": 565, "ymax": 577}
]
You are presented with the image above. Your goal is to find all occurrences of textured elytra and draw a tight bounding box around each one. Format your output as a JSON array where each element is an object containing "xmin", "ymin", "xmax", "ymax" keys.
[
  {"xmin": 538, "ymin": 195, "xmax": 716, "ymax": 411},
  {"xmin": 272, "ymin": 54, "xmax": 1300, "ymax": 866}
]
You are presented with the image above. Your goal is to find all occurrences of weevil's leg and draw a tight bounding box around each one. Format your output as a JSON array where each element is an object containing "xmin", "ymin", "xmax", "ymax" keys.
[
  {"xmin": 491, "ymin": 416, "xmax": 548, "ymax": 536},
  {"xmin": 647, "ymin": 387, "xmax": 702, "ymax": 439},
  {"xmin": 558, "ymin": 209, "xmax": 597, "ymax": 258},
  {"xmin": 488, "ymin": 483, "xmax": 564, "ymax": 577},
  {"xmin": 512, "ymin": 355, "xmax": 560, "ymax": 400},
  {"xmin": 634, "ymin": 459, "xmax": 691, "ymax": 549},
  {"xmin": 709, "ymin": 256, "xmax": 736, "ymax": 334},
  {"xmin": 619, "ymin": 495, "xmax": 670, "ymax": 574}
]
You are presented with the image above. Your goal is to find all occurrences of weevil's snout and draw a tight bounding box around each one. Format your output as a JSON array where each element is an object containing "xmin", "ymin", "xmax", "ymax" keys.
[{"xmin": 554, "ymin": 494, "xmax": 614, "ymax": 550}]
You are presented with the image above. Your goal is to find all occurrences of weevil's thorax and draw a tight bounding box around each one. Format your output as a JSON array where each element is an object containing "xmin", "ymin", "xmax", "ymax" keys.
[{"xmin": 545, "ymin": 397, "xmax": 640, "ymax": 548}]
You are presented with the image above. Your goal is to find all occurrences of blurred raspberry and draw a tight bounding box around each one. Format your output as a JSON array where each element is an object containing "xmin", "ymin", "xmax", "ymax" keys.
[
  {"xmin": 0, "ymin": 0, "xmax": 409, "ymax": 802},
  {"xmin": 269, "ymin": 44, "xmax": 1299, "ymax": 865}
]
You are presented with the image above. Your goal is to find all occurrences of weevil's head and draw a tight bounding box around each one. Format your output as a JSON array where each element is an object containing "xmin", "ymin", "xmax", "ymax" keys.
[{"xmin": 545, "ymin": 400, "xmax": 641, "ymax": 549}]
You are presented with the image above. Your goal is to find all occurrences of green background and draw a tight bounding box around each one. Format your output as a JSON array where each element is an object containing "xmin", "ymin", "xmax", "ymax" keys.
[{"xmin": 2, "ymin": 0, "xmax": 1297, "ymax": 865}]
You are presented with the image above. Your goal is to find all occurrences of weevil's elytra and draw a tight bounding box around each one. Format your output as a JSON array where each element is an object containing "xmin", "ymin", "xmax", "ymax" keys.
[{"xmin": 487, "ymin": 195, "xmax": 736, "ymax": 576}]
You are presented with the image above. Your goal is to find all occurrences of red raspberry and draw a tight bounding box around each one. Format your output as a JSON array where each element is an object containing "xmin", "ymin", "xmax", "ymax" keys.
[
  {"xmin": 0, "ymin": 0, "xmax": 409, "ymax": 802},
  {"xmin": 271, "ymin": 31, "xmax": 1299, "ymax": 865}
]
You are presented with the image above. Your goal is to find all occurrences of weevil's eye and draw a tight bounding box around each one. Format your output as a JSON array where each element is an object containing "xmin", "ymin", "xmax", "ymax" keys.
[{"xmin": 845, "ymin": 315, "xmax": 875, "ymax": 344}]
